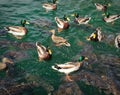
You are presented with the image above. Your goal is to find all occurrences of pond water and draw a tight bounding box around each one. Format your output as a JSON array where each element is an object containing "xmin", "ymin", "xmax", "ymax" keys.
[{"xmin": 0, "ymin": 0, "xmax": 120, "ymax": 95}]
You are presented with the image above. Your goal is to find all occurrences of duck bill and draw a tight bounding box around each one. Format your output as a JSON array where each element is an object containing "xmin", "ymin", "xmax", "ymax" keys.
[
  {"xmin": 67, "ymin": 17, "xmax": 70, "ymax": 21},
  {"xmin": 86, "ymin": 37, "xmax": 91, "ymax": 41},
  {"xmin": 71, "ymin": 14, "xmax": 75, "ymax": 17},
  {"xmin": 25, "ymin": 21, "xmax": 30, "ymax": 24},
  {"xmin": 84, "ymin": 57, "xmax": 88, "ymax": 60}
]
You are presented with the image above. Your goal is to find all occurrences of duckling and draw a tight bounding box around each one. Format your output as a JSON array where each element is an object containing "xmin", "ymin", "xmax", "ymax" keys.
[
  {"xmin": 103, "ymin": 11, "xmax": 120, "ymax": 23},
  {"xmin": 87, "ymin": 28, "xmax": 103, "ymax": 42},
  {"xmin": 52, "ymin": 56, "xmax": 88, "ymax": 81},
  {"xmin": 42, "ymin": 0, "xmax": 58, "ymax": 12},
  {"xmin": 71, "ymin": 13, "xmax": 91, "ymax": 25},
  {"xmin": 36, "ymin": 42, "xmax": 52, "ymax": 61},
  {"xmin": 55, "ymin": 15, "xmax": 70, "ymax": 32},
  {"xmin": 0, "ymin": 57, "xmax": 13, "ymax": 71},
  {"xmin": 4, "ymin": 20, "xmax": 30, "ymax": 39},
  {"xmin": 49, "ymin": 29, "xmax": 70, "ymax": 46},
  {"xmin": 115, "ymin": 34, "xmax": 120, "ymax": 48},
  {"xmin": 94, "ymin": 3, "xmax": 107, "ymax": 11}
]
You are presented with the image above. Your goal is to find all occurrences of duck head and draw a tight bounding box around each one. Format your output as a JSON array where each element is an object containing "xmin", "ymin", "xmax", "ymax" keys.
[
  {"xmin": 71, "ymin": 13, "xmax": 79, "ymax": 18},
  {"xmin": 2, "ymin": 57, "xmax": 14, "ymax": 64},
  {"xmin": 49, "ymin": 29, "xmax": 55, "ymax": 35},
  {"xmin": 53, "ymin": 0, "xmax": 58, "ymax": 4},
  {"xmin": 21, "ymin": 20, "xmax": 30, "ymax": 27},
  {"xmin": 103, "ymin": 11, "xmax": 110, "ymax": 18},
  {"xmin": 63, "ymin": 15, "xmax": 70, "ymax": 21},
  {"xmin": 78, "ymin": 56, "xmax": 88, "ymax": 62}
]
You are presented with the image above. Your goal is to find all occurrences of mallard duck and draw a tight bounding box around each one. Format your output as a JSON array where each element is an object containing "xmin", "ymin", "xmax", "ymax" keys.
[
  {"xmin": 0, "ymin": 57, "xmax": 13, "ymax": 71},
  {"xmin": 71, "ymin": 13, "xmax": 91, "ymax": 25},
  {"xmin": 49, "ymin": 29, "xmax": 70, "ymax": 46},
  {"xmin": 94, "ymin": 3, "xmax": 107, "ymax": 11},
  {"xmin": 36, "ymin": 42, "xmax": 52, "ymax": 61},
  {"xmin": 87, "ymin": 28, "xmax": 103, "ymax": 42},
  {"xmin": 4, "ymin": 20, "xmax": 30, "ymax": 39},
  {"xmin": 115, "ymin": 34, "xmax": 120, "ymax": 48},
  {"xmin": 103, "ymin": 11, "xmax": 120, "ymax": 23},
  {"xmin": 55, "ymin": 15, "xmax": 70, "ymax": 32},
  {"xmin": 52, "ymin": 56, "xmax": 88, "ymax": 81},
  {"xmin": 42, "ymin": 0, "xmax": 58, "ymax": 12},
  {"xmin": 103, "ymin": 14, "xmax": 120, "ymax": 23}
]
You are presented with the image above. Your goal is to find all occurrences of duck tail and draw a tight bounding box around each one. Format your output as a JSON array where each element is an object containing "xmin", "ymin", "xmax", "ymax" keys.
[
  {"xmin": 36, "ymin": 42, "xmax": 42, "ymax": 47},
  {"xmin": 55, "ymin": 17, "xmax": 60, "ymax": 23},
  {"xmin": 117, "ymin": 15, "xmax": 120, "ymax": 18},
  {"xmin": 36, "ymin": 42, "xmax": 38, "ymax": 46},
  {"xmin": 52, "ymin": 64, "xmax": 61, "ymax": 70},
  {"xmin": 65, "ymin": 42, "xmax": 71, "ymax": 47}
]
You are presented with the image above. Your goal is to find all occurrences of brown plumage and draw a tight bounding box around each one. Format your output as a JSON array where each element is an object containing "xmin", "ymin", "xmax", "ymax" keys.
[{"xmin": 49, "ymin": 29, "xmax": 70, "ymax": 46}]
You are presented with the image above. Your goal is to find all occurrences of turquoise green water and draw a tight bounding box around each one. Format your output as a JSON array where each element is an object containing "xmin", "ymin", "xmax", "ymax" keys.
[{"xmin": 0, "ymin": 0, "xmax": 120, "ymax": 95}]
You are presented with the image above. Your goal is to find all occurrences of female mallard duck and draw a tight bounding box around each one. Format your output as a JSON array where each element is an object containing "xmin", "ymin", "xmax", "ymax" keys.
[
  {"xmin": 4, "ymin": 20, "xmax": 30, "ymax": 39},
  {"xmin": 115, "ymin": 34, "xmax": 120, "ymax": 48},
  {"xmin": 0, "ymin": 57, "xmax": 13, "ymax": 71},
  {"xmin": 87, "ymin": 28, "xmax": 103, "ymax": 42},
  {"xmin": 71, "ymin": 13, "xmax": 91, "ymax": 25},
  {"xmin": 42, "ymin": 0, "xmax": 58, "ymax": 12},
  {"xmin": 52, "ymin": 56, "xmax": 88, "ymax": 81},
  {"xmin": 103, "ymin": 11, "xmax": 120, "ymax": 23},
  {"xmin": 36, "ymin": 42, "xmax": 52, "ymax": 61},
  {"xmin": 55, "ymin": 15, "xmax": 70, "ymax": 32},
  {"xmin": 49, "ymin": 29, "xmax": 70, "ymax": 46},
  {"xmin": 94, "ymin": 3, "xmax": 107, "ymax": 11}
]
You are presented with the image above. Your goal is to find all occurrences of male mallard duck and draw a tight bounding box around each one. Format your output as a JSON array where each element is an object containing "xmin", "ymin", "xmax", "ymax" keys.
[
  {"xmin": 42, "ymin": 0, "xmax": 58, "ymax": 12},
  {"xmin": 4, "ymin": 20, "xmax": 30, "ymax": 39},
  {"xmin": 103, "ymin": 11, "xmax": 120, "ymax": 23},
  {"xmin": 71, "ymin": 13, "xmax": 91, "ymax": 25},
  {"xmin": 103, "ymin": 14, "xmax": 120, "ymax": 23},
  {"xmin": 94, "ymin": 3, "xmax": 107, "ymax": 11},
  {"xmin": 36, "ymin": 42, "xmax": 52, "ymax": 61},
  {"xmin": 52, "ymin": 56, "xmax": 88, "ymax": 81},
  {"xmin": 55, "ymin": 15, "xmax": 70, "ymax": 32},
  {"xmin": 0, "ymin": 57, "xmax": 13, "ymax": 71},
  {"xmin": 87, "ymin": 28, "xmax": 103, "ymax": 42},
  {"xmin": 115, "ymin": 34, "xmax": 120, "ymax": 48},
  {"xmin": 49, "ymin": 29, "xmax": 70, "ymax": 46}
]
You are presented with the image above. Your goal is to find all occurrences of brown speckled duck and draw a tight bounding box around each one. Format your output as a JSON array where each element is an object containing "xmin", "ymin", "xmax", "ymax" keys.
[
  {"xmin": 52, "ymin": 56, "xmax": 88, "ymax": 81},
  {"xmin": 42, "ymin": 0, "xmax": 57, "ymax": 12},
  {"xmin": 55, "ymin": 15, "xmax": 70, "ymax": 32},
  {"xmin": 0, "ymin": 57, "xmax": 13, "ymax": 71},
  {"xmin": 49, "ymin": 29, "xmax": 70, "ymax": 46},
  {"xmin": 115, "ymin": 34, "xmax": 120, "ymax": 48},
  {"xmin": 95, "ymin": 3, "xmax": 107, "ymax": 11},
  {"xmin": 87, "ymin": 28, "xmax": 103, "ymax": 42},
  {"xmin": 36, "ymin": 42, "xmax": 52, "ymax": 61},
  {"xmin": 4, "ymin": 20, "xmax": 29, "ymax": 39}
]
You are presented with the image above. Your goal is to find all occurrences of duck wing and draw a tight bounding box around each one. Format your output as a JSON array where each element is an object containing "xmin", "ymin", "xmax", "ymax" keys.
[
  {"xmin": 52, "ymin": 35, "xmax": 67, "ymax": 43},
  {"xmin": 5, "ymin": 26, "xmax": 26, "ymax": 33},
  {"xmin": 110, "ymin": 15, "xmax": 120, "ymax": 20}
]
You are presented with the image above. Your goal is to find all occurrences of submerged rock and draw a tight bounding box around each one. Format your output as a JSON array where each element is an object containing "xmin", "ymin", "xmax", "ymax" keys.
[
  {"xmin": 30, "ymin": 18, "xmax": 53, "ymax": 28},
  {"xmin": 25, "ymin": 74, "xmax": 54, "ymax": 94},
  {"xmin": 0, "ymin": 40, "xmax": 35, "ymax": 50},
  {"xmin": 71, "ymin": 70, "xmax": 120, "ymax": 95},
  {"xmin": 54, "ymin": 82, "xmax": 83, "ymax": 95},
  {"xmin": 4, "ymin": 50, "xmax": 29, "ymax": 62},
  {"xmin": 0, "ymin": 80, "xmax": 36, "ymax": 95}
]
